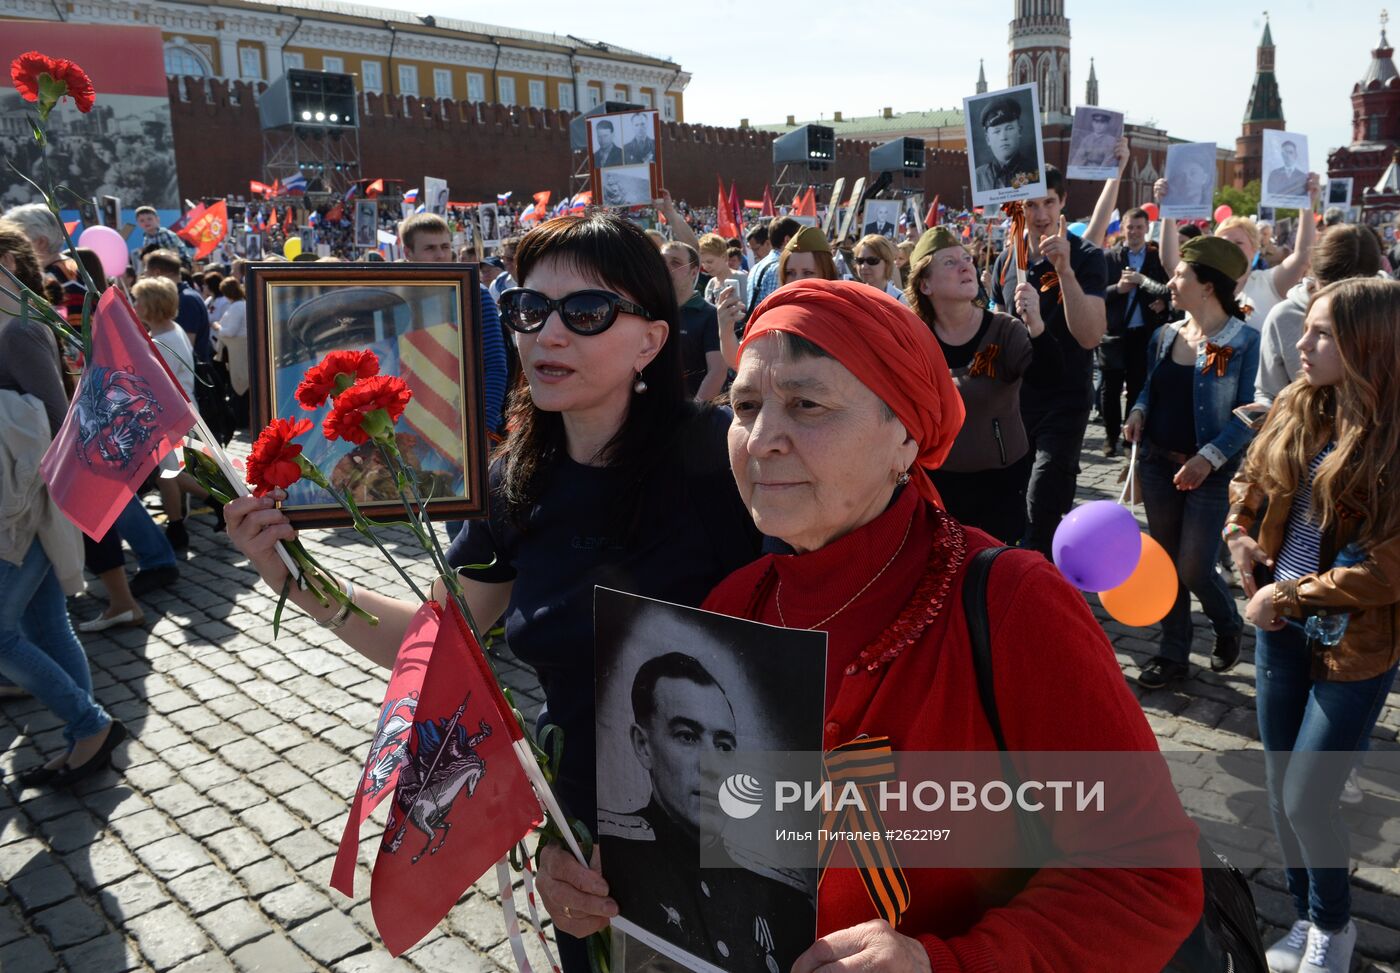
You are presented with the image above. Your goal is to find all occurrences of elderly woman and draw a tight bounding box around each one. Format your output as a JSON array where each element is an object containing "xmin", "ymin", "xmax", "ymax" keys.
[
  {"xmin": 853, "ymin": 234, "xmax": 904, "ymax": 298},
  {"xmin": 543, "ymin": 280, "xmax": 1204, "ymax": 970},
  {"xmin": 906, "ymin": 227, "xmax": 1061, "ymax": 542},
  {"xmin": 1125, "ymin": 237, "xmax": 1261, "ymax": 689}
]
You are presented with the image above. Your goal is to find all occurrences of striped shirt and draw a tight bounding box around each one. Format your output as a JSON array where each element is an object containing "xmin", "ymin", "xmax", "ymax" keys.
[{"xmin": 1275, "ymin": 443, "xmax": 1336, "ymax": 581}]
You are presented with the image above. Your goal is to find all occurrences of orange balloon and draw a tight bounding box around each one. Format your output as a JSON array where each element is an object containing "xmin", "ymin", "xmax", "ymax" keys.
[{"xmin": 1099, "ymin": 533, "xmax": 1177, "ymax": 627}]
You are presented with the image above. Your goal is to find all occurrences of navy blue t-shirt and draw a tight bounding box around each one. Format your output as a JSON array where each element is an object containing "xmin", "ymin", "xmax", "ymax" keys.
[
  {"xmin": 993, "ymin": 231, "xmax": 1108, "ymax": 414},
  {"xmin": 447, "ymin": 406, "xmax": 761, "ymax": 830}
]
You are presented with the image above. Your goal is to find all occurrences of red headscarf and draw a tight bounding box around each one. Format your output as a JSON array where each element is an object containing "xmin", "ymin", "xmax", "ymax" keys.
[{"xmin": 739, "ymin": 279, "xmax": 965, "ymax": 506}]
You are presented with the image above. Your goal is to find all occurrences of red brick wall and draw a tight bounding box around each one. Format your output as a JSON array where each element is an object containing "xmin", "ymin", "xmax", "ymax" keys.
[{"xmin": 167, "ymin": 77, "xmax": 971, "ymax": 214}]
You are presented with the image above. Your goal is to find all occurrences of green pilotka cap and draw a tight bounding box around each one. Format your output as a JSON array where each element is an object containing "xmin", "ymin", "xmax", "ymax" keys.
[
  {"xmin": 1181, "ymin": 236, "xmax": 1249, "ymax": 281},
  {"xmin": 910, "ymin": 226, "xmax": 962, "ymax": 266}
]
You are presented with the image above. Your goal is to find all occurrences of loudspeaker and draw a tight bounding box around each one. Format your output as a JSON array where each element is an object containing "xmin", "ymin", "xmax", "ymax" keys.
[
  {"xmin": 869, "ymin": 137, "xmax": 925, "ymax": 175},
  {"xmin": 259, "ymin": 70, "xmax": 359, "ymax": 131},
  {"xmin": 773, "ymin": 124, "xmax": 834, "ymax": 168}
]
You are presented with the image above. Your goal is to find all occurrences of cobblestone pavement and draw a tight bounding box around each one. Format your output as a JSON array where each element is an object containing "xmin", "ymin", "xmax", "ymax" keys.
[{"xmin": 2, "ymin": 426, "xmax": 1398, "ymax": 972}]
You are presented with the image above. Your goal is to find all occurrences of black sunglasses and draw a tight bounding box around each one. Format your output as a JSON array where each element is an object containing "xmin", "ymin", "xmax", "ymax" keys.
[
  {"xmin": 854, "ymin": 256, "xmax": 884, "ymax": 266},
  {"xmin": 498, "ymin": 287, "xmax": 654, "ymax": 336}
]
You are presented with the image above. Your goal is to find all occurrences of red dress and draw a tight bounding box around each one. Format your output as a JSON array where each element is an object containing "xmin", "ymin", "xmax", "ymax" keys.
[{"xmin": 701, "ymin": 486, "xmax": 1203, "ymax": 972}]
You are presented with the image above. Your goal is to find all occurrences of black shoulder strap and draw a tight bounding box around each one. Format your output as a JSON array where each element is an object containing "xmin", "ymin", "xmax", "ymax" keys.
[
  {"xmin": 961, "ymin": 546, "xmax": 1057, "ymax": 864},
  {"xmin": 962, "ymin": 546, "xmax": 1016, "ymax": 752}
]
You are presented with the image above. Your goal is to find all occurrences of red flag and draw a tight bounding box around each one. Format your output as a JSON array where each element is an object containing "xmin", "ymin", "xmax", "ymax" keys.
[
  {"xmin": 366, "ymin": 178, "xmax": 385, "ymax": 198},
  {"xmin": 179, "ymin": 200, "xmax": 229, "ymax": 261},
  {"xmin": 716, "ymin": 175, "xmax": 738, "ymax": 237},
  {"xmin": 793, "ymin": 187, "xmax": 817, "ymax": 218},
  {"xmin": 250, "ymin": 180, "xmax": 271, "ymax": 198},
  {"xmin": 40, "ymin": 289, "xmax": 197, "ymax": 540},
  {"xmin": 760, "ymin": 184, "xmax": 776, "ymax": 218},
  {"xmin": 268, "ymin": 205, "xmax": 279, "ymax": 226},
  {"xmin": 270, "ymin": 178, "xmax": 282, "ymax": 198},
  {"xmin": 368, "ymin": 600, "xmax": 542, "ymax": 955},
  {"xmin": 325, "ymin": 201, "xmax": 345, "ymax": 223},
  {"xmin": 727, "ymin": 181, "xmax": 741, "ymax": 232},
  {"xmin": 925, "ymin": 195, "xmax": 941, "ymax": 228},
  {"xmin": 283, "ymin": 206, "xmax": 294, "ymax": 233}
]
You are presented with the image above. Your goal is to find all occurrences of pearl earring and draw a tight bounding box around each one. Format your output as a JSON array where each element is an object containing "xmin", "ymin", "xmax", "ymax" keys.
[
  {"xmin": 633, "ymin": 370, "xmax": 648, "ymax": 394},
  {"xmin": 896, "ymin": 471, "xmax": 911, "ymax": 485}
]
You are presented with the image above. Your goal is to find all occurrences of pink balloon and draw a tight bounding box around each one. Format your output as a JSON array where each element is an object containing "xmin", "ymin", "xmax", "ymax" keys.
[
  {"xmin": 1213, "ymin": 204, "xmax": 1233, "ymax": 224},
  {"xmin": 77, "ymin": 225, "xmax": 130, "ymax": 278}
]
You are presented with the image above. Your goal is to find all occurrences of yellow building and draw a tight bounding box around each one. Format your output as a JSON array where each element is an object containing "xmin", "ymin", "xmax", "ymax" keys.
[{"xmin": 2, "ymin": 0, "xmax": 689, "ymax": 120}]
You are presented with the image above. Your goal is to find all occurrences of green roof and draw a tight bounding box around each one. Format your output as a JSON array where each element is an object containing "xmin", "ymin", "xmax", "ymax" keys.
[{"xmin": 755, "ymin": 108, "xmax": 965, "ymax": 138}]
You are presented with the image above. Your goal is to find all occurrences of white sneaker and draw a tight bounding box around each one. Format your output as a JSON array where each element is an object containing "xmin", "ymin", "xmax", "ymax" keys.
[
  {"xmin": 1299, "ymin": 920, "xmax": 1356, "ymax": 973},
  {"xmin": 1339, "ymin": 768, "xmax": 1364, "ymax": 806},
  {"xmin": 1266, "ymin": 920, "xmax": 1312, "ymax": 973}
]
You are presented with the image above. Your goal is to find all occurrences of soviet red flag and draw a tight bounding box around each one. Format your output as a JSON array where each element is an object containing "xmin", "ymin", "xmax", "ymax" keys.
[
  {"xmin": 926, "ymin": 194, "xmax": 941, "ymax": 228},
  {"xmin": 177, "ymin": 200, "xmax": 229, "ymax": 261},
  {"xmin": 760, "ymin": 184, "xmax": 776, "ymax": 218},
  {"xmin": 716, "ymin": 176, "xmax": 738, "ymax": 238},
  {"xmin": 369, "ymin": 599, "xmax": 542, "ymax": 955},
  {"xmin": 40, "ymin": 289, "xmax": 196, "ymax": 540},
  {"xmin": 331, "ymin": 601, "xmax": 438, "ymax": 898}
]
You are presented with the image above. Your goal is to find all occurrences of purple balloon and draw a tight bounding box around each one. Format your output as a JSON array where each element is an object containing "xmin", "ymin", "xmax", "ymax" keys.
[{"xmin": 1052, "ymin": 500, "xmax": 1143, "ymax": 592}]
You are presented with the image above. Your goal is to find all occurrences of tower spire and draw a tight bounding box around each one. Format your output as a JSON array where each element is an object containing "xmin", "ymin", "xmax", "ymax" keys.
[
  {"xmin": 976, "ymin": 59, "xmax": 988, "ymax": 94},
  {"xmin": 1243, "ymin": 13, "xmax": 1284, "ymax": 125},
  {"xmin": 1085, "ymin": 58, "xmax": 1099, "ymax": 106}
]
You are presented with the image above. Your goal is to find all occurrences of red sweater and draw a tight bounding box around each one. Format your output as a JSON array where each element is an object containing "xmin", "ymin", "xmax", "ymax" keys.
[{"xmin": 701, "ymin": 486, "xmax": 1203, "ymax": 972}]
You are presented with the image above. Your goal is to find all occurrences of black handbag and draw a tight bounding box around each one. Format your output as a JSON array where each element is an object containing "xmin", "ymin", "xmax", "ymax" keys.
[{"xmin": 961, "ymin": 547, "xmax": 1268, "ymax": 973}]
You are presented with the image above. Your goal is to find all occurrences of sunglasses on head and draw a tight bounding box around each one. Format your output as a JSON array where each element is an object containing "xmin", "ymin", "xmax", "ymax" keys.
[
  {"xmin": 497, "ymin": 287, "xmax": 654, "ymax": 336},
  {"xmin": 854, "ymin": 256, "xmax": 884, "ymax": 266}
]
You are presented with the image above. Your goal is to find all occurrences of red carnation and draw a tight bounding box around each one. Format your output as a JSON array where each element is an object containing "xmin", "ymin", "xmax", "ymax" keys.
[
  {"xmin": 323, "ymin": 375, "xmax": 412, "ymax": 444},
  {"xmin": 296, "ymin": 349, "xmax": 380, "ymax": 410},
  {"xmin": 10, "ymin": 52, "xmax": 96, "ymax": 116},
  {"xmin": 247, "ymin": 417, "xmax": 313, "ymax": 497}
]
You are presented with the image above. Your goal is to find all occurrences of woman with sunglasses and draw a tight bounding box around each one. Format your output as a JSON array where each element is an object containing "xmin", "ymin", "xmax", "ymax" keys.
[
  {"xmin": 223, "ymin": 213, "xmax": 761, "ymax": 971},
  {"xmin": 853, "ymin": 234, "xmax": 904, "ymax": 299}
]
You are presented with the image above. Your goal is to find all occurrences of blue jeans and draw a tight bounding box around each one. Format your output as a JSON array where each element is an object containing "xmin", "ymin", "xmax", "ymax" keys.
[
  {"xmin": 1255, "ymin": 623, "xmax": 1398, "ymax": 930},
  {"xmin": 0, "ymin": 540, "xmax": 110, "ymax": 746},
  {"xmin": 115, "ymin": 495, "xmax": 176, "ymax": 570},
  {"xmin": 1139, "ymin": 453, "xmax": 1242, "ymax": 664}
]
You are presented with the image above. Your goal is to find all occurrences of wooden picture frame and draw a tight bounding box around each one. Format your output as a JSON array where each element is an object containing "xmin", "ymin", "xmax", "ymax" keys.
[{"xmin": 246, "ymin": 262, "xmax": 488, "ymax": 528}]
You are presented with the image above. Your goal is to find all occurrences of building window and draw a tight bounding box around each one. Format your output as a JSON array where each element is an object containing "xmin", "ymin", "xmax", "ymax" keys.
[
  {"xmin": 467, "ymin": 72, "xmax": 485, "ymax": 103},
  {"xmin": 558, "ymin": 82, "xmax": 575, "ymax": 111},
  {"xmin": 398, "ymin": 65, "xmax": 419, "ymax": 97},
  {"xmin": 498, "ymin": 76, "xmax": 516, "ymax": 105},
  {"xmin": 664, "ymin": 95, "xmax": 677, "ymax": 121},
  {"xmin": 613, "ymin": 84, "xmax": 629, "ymax": 101},
  {"xmin": 1369, "ymin": 115, "xmax": 1383, "ymax": 140},
  {"xmin": 638, "ymin": 90, "xmax": 653, "ymax": 108},
  {"xmin": 587, "ymin": 86, "xmax": 602, "ymax": 108},
  {"xmin": 164, "ymin": 44, "xmax": 209, "ymax": 78},
  {"xmin": 434, "ymin": 68, "xmax": 453, "ymax": 99},
  {"xmin": 322, "ymin": 55, "xmax": 344, "ymax": 73},
  {"xmin": 528, "ymin": 79, "xmax": 546, "ymax": 108},
  {"xmin": 283, "ymin": 51, "xmax": 304, "ymax": 71},
  {"xmin": 361, "ymin": 60, "xmax": 382, "ymax": 93},
  {"xmin": 239, "ymin": 47, "xmax": 262, "ymax": 80}
]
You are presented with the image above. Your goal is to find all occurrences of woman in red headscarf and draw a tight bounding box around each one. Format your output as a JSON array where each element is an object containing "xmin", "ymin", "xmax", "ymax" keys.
[{"xmin": 709, "ymin": 281, "xmax": 1201, "ymax": 971}]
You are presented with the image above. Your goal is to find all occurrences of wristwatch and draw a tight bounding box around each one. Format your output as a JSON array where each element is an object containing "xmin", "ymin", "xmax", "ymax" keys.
[{"xmin": 317, "ymin": 578, "xmax": 356, "ymax": 630}]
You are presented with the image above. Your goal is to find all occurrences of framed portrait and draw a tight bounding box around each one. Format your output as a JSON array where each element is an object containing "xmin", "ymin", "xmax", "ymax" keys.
[
  {"xmin": 424, "ymin": 176, "xmax": 450, "ymax": 217},
  {"xmin": 100, "ymin": 194, "xmax": 121, "ymax": 229},
  {"xmin": 1066, "ymin": 106, "xmax": 1125, "ymax": 181},
  {"xmin": 595, "ymin": 589, "xmax": 824, "ymax": 973},
  {"xmin": 1260, "ymin": 131, "xmax": 1310, "ymax": 210},
  {"xmin": 963, "ymin": 82, "xmax": 1046, "ymax": 208},
  {"xmin": 246, "ymin": 262, "xmax": 488, "ymax": 528},
  {"xmin": 1326, "ymin": 177, "xmax": 1353, "ymax": 209},
  {"xmin": 244, "ymin": 232, "xmax": 263, "ymax": 258},
  {"xmin": 1160, "ymin": 142, "xmax": 1218, "ymax": 221},
  {"xmin": 860, "ymin": 199, "xmax": 902, "ymax": 240},
  {"xmin": 477, "ymin": 203, "xmax": 501, "ymax": 248},
  {"xmin": 354, "ymin": 200, "xmax": 378, "ymax": 248},
  {"xmin": 589, "ymin": 110, "xmax": 663, "ymax": 209}
]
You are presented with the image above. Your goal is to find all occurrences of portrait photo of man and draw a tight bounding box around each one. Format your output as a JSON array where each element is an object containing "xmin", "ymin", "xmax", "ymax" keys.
[
  {"xmin": 1161, "ymin": 142, "xmax": 1217, "ymax": 218},
  {"xmin": 1067, "ymin": 107, "xmax": 1124, "ymax": 178},
  {"xmin": 1262, "ymin": 131, "xmax": 1310, "ymax": 208},
  {"xmin": 623, "ymin": 112, "xmax": 656, "ymax": 165},
  {"xmin": 974, "ymin": 95, "xmax": 1038, "ymax": 192},
  {"xmin": 593, "ymin": 119, "xmax": 625, "ymax": 168},
  {"xmin": 861, "ymin": 200, "xmax": 899, "ymax": 239}
]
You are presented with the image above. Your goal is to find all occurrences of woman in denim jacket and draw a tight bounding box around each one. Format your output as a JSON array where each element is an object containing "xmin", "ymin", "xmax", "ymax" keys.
[{"xmin": 1125, "ymin": 237, "xmax": 1260, "ymax": 688}]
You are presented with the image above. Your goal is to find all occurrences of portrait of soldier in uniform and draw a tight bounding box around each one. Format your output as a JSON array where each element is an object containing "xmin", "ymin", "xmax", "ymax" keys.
[{"xmin": 972, "ymin": 95, "xmax": 1039, "ymax": 192}]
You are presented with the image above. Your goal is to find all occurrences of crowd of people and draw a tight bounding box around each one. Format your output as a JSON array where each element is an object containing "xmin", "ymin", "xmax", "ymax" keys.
[{"xmin": 3, "ymin": 139, "xmax": 1400, "ymax": 972}]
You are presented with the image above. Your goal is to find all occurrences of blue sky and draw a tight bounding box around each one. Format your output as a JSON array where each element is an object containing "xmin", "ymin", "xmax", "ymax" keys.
[{"xmin": 396, "ymin": 1, "xmax": 1383, "ymax": 166}]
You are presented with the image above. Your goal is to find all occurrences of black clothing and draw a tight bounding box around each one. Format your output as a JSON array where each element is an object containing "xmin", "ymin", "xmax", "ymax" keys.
[
  {"xmin": 1020, "ymin": 407, "xmax": 1092, "ymax": 557},
  {"xmin": 1099, "ymin": 326, "xmax": 1152, "ymax": 448},
  {"xmin": 677, "ymin": 291, "xmax": 721, "ymax": 397},
  {"xmin": 930, "ymin": 451, "xmax": 1033, "ymax": 545},
  {"xmin": 935, "ymin": 311, "xmax": 994, "ymax": 370},
  {"xmin": 447, "ymin": 407, "xmax": 761, "ymax": 835},
  {"xmin": 1144, "ymin": 359, "xmax": 1198, "ymax": 455}
]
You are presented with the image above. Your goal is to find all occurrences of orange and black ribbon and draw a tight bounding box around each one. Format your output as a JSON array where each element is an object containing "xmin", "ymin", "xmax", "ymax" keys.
[
  {"xmin": 968, "ymin": 343, "xmax": 1000, "ymax": 379},
  {"xmin": 996, "ymin": 202, "xmax": 1028, "ymax": 292},
  {"xmin": 1038, "ymin": 270, "xmax": 1065, "ymax": 305},
  {"xmin": 1202, "ymin": 342, "xmax": 1234, "ymax": 377},
  {"xmin": 817, "ymin": 736, "xmax": 910, "ymax": 928}
]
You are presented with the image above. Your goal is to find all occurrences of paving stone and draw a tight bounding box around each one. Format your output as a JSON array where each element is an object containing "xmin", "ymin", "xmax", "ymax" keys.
[
  {"xmin": 247, "ymin": 762, "xmax": 313, "ymax": 796},
  {"xmin": 37, "ymin": 810, "xmax": 101, "ymax": 855},
  {"xmin": 58, "ymin": 931, "xmax": 144, "ymax": 972},
  {"xmin": 150, "ymin": 781, "xmax": 215, "ymax": 818},
  {"xmin": 31, "ymin": 897, "xmax": 107, "ymax": 949},
  {"xmin": 288, "ymin": 908, "xmax": 372, "ymax": 964},
  {"xmin": 271, "ymin": 828, "xmax": 337, "ymax": 870},
  {"xmin": 282, "ymin": 740, "xmax": 344, "ymax": 774},
  {"xmin": 281, "ymin": 781, "xmax": 346, "ymax": 825},
  {"xmin": 219, "ymin": 738, "xmax": 280, "ymax": 773},
  {"xmin": 136, "ymin": 833, "xmax": 216, "ymax": 880},
  {"xmin": 170, "ymin": 953, "xmax": 240, "ymax": 973},
  {"xmin": 9, "ymin": 862, "xmax": 79, "ymax": 912},
  {"xmin": 241, "ymin": 801, "xmax": 302, "ymax": 843},
  {"xmin": 126, "ymin": 903, "xmax": 211, "ymax": 970},
  {"xmin": 177, "ymin": 805, "xmax": 239, "ymax": 839},
  {"xmin": 206, "ymin": 825, "xmax": 271, "ymax": 871},
  {"xmin": 0, "ymin": 905, "xmax": 25, "ymax": 946},
  {"xmin": 331, "ymin": 950, "xmax": 420, "ymax": 972},
  {"xmin": 230, "ymin": 930, "xmax": 318, "ymax": 972},
  {"xmin": 208, "ymin": 779, "xmax": 267, "ymax": 812},
  {"xmin": 259, "ymin": 883, "xmax": 335, "ymax": 927},
  {"xmin": 167, "ymin": 864, "xmax": 246, "ymax": 915},
  {"xmin": 63, "ymin": 835, "xmax": 142, "ymax": 890},
  {"xmin": 197, "ymin": 898, "xmax": 274, "ymax": 953},
  {"xmin": 237, "ymin": 858, "xmax": 298, "ymax": 897},
  {"xmin": 0, "ymin": 935, "xmax": 59, "ymax": 973},
  {"xmin": 98, "ymin": 871, "xmax": 167, "ymax": 922}
]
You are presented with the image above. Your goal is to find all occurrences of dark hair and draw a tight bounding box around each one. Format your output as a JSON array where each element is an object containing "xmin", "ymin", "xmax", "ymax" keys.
[
  {"xmin": 499, "ymin": 212, "xmax": 687, "ymax": 526},
  {"xmin": 1178, "ymin": 224, "xmax": 1204, "ymax": 240},
  {"xmin": 725, "ymin": 237, "xmax": 742, "ymax": 250},
  {"xmin": 0, "ymin": 223, "xmax": 44, "ymax": 293},
  {"xmin": 1311, "ymin": 223, "xmax": 1382, "ymax": 288},
  {"xmin": 1123, "ymin": 207, "xmax": 1150, "ymax": 224},
  {"xmin": 745, "ymin": 224, "xmax": 769, "ymax": 246},
  {"xmin": 72, "ymin": 247, "xmax": 109, "ymax": 294},
  {"xmin": 202, "ymin": 270, "xmax": 224, "ymax": 290},
  {"xmin": 1186, "ymin": 261, "xmax": 1247, "ymax": 320},
  {"xmin": 1043, "ymin": 164, "xmax": 1065, "ymax": 200},
  {"xmin": 767, "ymin": 216, "xmax": 802, "ymax": 251},
  {"xmin": 631, "ymin": 652, "xmax": 723, "ymax": 725}
]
